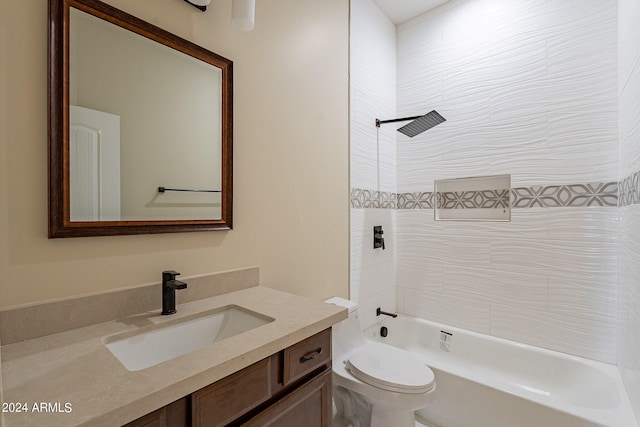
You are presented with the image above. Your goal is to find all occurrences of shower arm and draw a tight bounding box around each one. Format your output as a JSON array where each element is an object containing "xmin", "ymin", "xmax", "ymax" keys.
[
  {"xmin": 375, "ymin": 116, "xmax": 424, "ymax": 127},
  {"xmin": 376, "ymin": 110, "xmax": 446, "ymax": 138}
]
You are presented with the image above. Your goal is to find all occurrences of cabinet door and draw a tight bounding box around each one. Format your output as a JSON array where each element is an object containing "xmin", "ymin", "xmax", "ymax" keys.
[
  {"xmin": 122, "ymin": 397, "xmax": 189, "ymax": 427},
  {"xmin": 192, "ymin": 357, "xmax": 272, "ymax": 427},
  {"xmin": 122, "ymin": 407, "xmax": 165, "ymax": 427},
  {"xmin": 241, "ymin": 368, "xmax": 331, "ymax": 427}
]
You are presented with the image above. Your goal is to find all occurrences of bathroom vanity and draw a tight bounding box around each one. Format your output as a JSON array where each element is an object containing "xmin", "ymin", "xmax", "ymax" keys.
[
  {"xmin": 125, "ymin": 329, "xmax": 332, "ymax": 427},
  {"xmin": 0, "ymin": 270, "xmax": 346, "ymax": 427}
]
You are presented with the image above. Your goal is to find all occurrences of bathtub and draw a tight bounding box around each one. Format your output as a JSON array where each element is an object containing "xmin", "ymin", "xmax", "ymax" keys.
[{"xmin": 363, "ymin": 315, "xmax": 638, "ymax": 427}]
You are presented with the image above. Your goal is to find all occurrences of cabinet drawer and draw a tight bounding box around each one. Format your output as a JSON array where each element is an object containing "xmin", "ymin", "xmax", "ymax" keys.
[
  {"xmin": 192, "ymin": 357, "xmax": 272, "ymax": 427},
  {"xmin": 283, "ymin": 328, "xmax": 331, "ymax": 386},
  {"xmin": 242, "ymin": 368, "xmax": 332, "ymax": 427}
]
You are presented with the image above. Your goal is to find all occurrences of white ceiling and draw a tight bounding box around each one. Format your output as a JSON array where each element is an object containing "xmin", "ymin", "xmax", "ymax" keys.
[{"xmin": 372, "ymin": 0, "xmax": 450, "ymax": 24}]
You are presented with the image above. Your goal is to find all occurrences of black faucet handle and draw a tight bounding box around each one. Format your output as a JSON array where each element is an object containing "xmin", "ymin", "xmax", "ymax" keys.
[
  {"xmin": 162, "ymin": 270, "xmax": 180, "ymax": 279},
  {"xmin": 373, "ymin": 226, "xmax": 386, "ymax": 250}
]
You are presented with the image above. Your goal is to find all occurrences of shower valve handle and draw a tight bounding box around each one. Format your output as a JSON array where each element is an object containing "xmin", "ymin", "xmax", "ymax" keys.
[
  {"xmin": 378, "ymin": 236, "xmax": 385, "ymax": 250},
  {"xmin": 373, "ymin": 226, "xmax": 385, "ymax": 250}
]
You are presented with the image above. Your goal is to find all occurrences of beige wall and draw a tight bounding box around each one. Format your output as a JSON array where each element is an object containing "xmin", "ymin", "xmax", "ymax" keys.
[{"xmin": 0, "ymin": 0, "xmax": 350, "ymax": 308}]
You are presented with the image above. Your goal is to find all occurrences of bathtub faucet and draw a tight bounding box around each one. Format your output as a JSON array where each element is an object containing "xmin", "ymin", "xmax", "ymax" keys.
[{"xmin": 376, "ymin": 307, "xmax": 398, "ymax": 318}]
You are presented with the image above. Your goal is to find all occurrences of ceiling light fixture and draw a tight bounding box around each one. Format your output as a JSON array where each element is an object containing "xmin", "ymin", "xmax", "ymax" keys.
[
  {"xmin": 183, "ymin": 0, "xmax": 211, "ymax": 12},
  {"xmin": 182, "ymin": 0, "xmax": 256, "ymax": 31},
  {"xmin": 232, "ymin": 0, "xmax": 255, "ymax": 31}
]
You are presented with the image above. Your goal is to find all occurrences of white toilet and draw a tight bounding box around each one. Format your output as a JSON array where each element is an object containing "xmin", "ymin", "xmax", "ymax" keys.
[{"xmin": 326, "ymin": 298, "xmax": 435, "ymax": 427}]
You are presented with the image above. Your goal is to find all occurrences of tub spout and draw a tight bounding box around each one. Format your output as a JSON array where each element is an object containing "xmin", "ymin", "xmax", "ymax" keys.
[{"xmin": 376, "ymin": 307, "xmax": 397, "ymax": 318}]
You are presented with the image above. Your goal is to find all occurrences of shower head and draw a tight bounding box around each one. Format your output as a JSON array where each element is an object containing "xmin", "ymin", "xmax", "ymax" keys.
[
  {"xmin": 375, "ymin": 110, "xmax": 446, "ymax": 138},
  {"xmin": 397, "ymin": 110, "xmax": 446, "ymax": 137}
]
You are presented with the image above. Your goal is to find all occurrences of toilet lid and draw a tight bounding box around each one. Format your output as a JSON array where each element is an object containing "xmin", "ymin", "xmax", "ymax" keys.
[{"xmin": 345, "ymin": 344, "xmax": 435, "ymax": 394}]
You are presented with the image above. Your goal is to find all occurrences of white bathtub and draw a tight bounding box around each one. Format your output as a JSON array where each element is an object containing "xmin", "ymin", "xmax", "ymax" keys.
[{"xmin": 363, "ymin": 315, "xmax": 638, "ymax": 427}]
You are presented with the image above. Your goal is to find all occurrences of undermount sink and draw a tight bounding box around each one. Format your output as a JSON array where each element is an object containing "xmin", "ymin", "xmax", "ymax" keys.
[{"xmin": 104, "ymin": 305, "xmax": 274, "ymax": 371}]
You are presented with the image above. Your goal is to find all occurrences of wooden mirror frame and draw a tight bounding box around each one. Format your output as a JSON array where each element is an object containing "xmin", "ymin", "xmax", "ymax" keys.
[{"xmin": 48, "ymin": 0, "xmax": 233, "ymax": 238}]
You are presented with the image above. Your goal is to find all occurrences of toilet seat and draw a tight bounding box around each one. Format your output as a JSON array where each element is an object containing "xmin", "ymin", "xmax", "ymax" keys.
[{"xmin": 345, "ymin": 344, "xmax": 435, "ymax": 394}]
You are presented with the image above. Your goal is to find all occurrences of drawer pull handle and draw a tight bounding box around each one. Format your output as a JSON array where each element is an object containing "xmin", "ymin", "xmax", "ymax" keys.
[{"xmin": 300, "ymin": 348, "xmax": 323, "ymax": 363}]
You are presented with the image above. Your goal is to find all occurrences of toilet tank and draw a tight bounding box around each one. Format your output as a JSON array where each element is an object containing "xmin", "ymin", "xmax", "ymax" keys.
[{"xmin": 324, "ymin": 298, "xmax": 366, "ymax": 360}]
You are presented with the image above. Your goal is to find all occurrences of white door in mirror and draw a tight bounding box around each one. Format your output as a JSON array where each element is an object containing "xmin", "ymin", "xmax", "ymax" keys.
[{"xmin": 69, "ymin": 105, "xmax": 121, "ymax": 221}]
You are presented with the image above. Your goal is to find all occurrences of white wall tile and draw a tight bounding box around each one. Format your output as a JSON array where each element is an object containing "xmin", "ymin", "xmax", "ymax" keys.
[
  {"xmin": 489, "ymin": 0, "xmax": 612, "ymax": 56},
  {"xmin": 351, "ymin": 0, "xmax": 625, "ymax": 368},
  {"xmin": 618, "ymin": 0, "xmax": 640, "ymax": 89},
  {"xmin": 402, "ymin": 287, "xmax": 492, "ymax": 334},
  {"xmin": 351, "ymin": 86, "xmax": 383, "ymax": 162},
  {"xmin": 350, "ymin": 0, "xmax": 398, "ymax": 323},
  {"xmin": 443, "ymin": 41, "xmax": 547, "ymax": 101},
  {"xmin": 350, "ymin": 153, "xmax": 381, "ymax": 190},
  {"xmin": 350, "ymin": 264, "xmax": 379, "ymax": 302},
  {"xmin": 393, "ymin": 0, "xmax": 619, "ymax": 363},
  {"xmin": 443, "ymin": 266, "xmax": 549, "ymax": 313},
  {"xmin": 619, "ymin": 63, "xmax": 640, "ymax": 176},
  {"xmin": 618, "ymin": 0, "xmax": 640, "ymax": 416},
  {"xmin": 350, "ymin": 0, "xmax": 396, "ymax": 193},
  {"xmin": 491, "ymin": 303, "xmax": 618, "ymax": 364},
  {"xmin": 547, "ymin": 277, "xmax": 618, "ymax": 323}
]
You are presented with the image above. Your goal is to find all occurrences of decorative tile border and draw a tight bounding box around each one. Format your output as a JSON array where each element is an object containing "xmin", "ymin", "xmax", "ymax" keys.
[
  {"xmin": 437, "ymin": 189, "xmax": 510, "ymax": 209},
  {"xmin": 511, "ymin": 182, "xmax": 618, "ymax": 208},
  {"xmin": 351, "ymin": 172, "xmax": 640, "ymax": 210},
  {"xmin": 396, "ymin": 192, "xmax": 432, "ymax": 209},
  {"xmin": 350, "ymin": 188, "xmax": 398, "ymax": 209},
  {"xmin": 619, "ymin": 171, "xmax": 640, "ymax": 206}
]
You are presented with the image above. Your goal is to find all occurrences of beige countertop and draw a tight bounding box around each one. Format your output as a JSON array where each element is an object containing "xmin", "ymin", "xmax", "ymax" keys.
[{"xmin": 1, "ymin": 286, "xmax": 346, "ymax": 427}]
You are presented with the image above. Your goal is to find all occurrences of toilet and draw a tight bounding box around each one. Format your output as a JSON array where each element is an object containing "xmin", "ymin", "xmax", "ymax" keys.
[{"xmin": 325, "ymin": 298, "xmax": 435, "ymax": 427}]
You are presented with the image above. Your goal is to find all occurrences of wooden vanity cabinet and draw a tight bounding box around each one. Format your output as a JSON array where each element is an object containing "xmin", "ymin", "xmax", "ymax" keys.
[{"xmin": 124, "ymin": 328, "xmax": 332, "ymax": 427}]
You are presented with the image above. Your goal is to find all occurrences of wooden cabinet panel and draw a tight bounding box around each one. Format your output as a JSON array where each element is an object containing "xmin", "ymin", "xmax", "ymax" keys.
[
  {"xmin": 123, "ymin": 407, "xmax": 165, "ymax": 427},
  {"xmin": 192, "ymin": 357, "xmax": 272, "ymax": 427},
  {"xmin": 165, "ymin": 397, "xmax": 190, "ymax": 427},
  {"xmin": 241, "ymin": 368, "xmax": 332, "ymax": 427},
  {"xmin": 123, "ymin": 397, "xmax": 189, "ymax": 427},
  {"xmin": 283, "ymin": 328, "xmax": 331, "ymax": 386}
]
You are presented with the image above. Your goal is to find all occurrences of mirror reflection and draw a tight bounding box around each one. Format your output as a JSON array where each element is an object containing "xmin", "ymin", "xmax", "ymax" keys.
[
  {"xmin": 48, "ymin": 0, "xmax": 233, "ymax": 237},
  {"xmin": 69, "ymin": 8, "xmax": 222, "ymax": 221}
]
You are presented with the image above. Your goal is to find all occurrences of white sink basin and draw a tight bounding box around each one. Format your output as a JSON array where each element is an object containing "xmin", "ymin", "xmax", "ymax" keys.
[{"xmin": 104, "ymin": 305, "xmax": 274, "ymax": 371}]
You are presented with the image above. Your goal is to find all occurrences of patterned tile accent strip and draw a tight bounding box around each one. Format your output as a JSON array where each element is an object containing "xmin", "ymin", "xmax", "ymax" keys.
[
  {"xmin": 350, "ymin": 188, "xmax": 398, "ymax": 209},
  {"xmin": 437, "ymin": 189, "xmax": 510, "ymax": 209},
  {"xmin": 396, "ymin": 192, "xmax": 431, "ymax": 209},
  {"xmin": 351, "ymin": 176, "xmax": 637, "ymax": 209},
  {"xmin": 619, "ymin": 171, "xmax": 640, "ymax": 207},
  {"xmin": 511, "ymin": 182, "xmax": 618, "ymax": 208}
]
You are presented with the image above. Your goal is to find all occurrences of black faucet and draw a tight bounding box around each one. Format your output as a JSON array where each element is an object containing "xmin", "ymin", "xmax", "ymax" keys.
[
  {"xmin": 376, "ymin": 307, "xmax": 397, "ymax": 318},
  {"xmin": 161, "ymin": 270, "xmax": 187, "ymax": 315}
]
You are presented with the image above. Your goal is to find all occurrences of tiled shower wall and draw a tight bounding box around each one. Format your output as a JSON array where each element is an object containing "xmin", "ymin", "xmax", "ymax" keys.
[
  {"xmin": 349, "ymin": 0, "xmax": 397, "ymax": 330},
  {"xmin": 618, "ymin": 0, "xmax": 640, "ymax": 418},
  {"xmin": 350, "ymin": 0, "xmax": 624, "ymax": 364},
  {"xmin": 393, "ymin": 0, "xmax": 619, "ymax": 364}
]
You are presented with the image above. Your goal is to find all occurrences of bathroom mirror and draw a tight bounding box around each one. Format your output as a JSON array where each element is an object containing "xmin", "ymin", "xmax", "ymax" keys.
[
  {"xmin": 48, "ymin": 0, "xmax": 233, "ymax": 237},
  {"xmin": 434, "ymin": 174, "xmax": 511, "ymax": 221}
]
